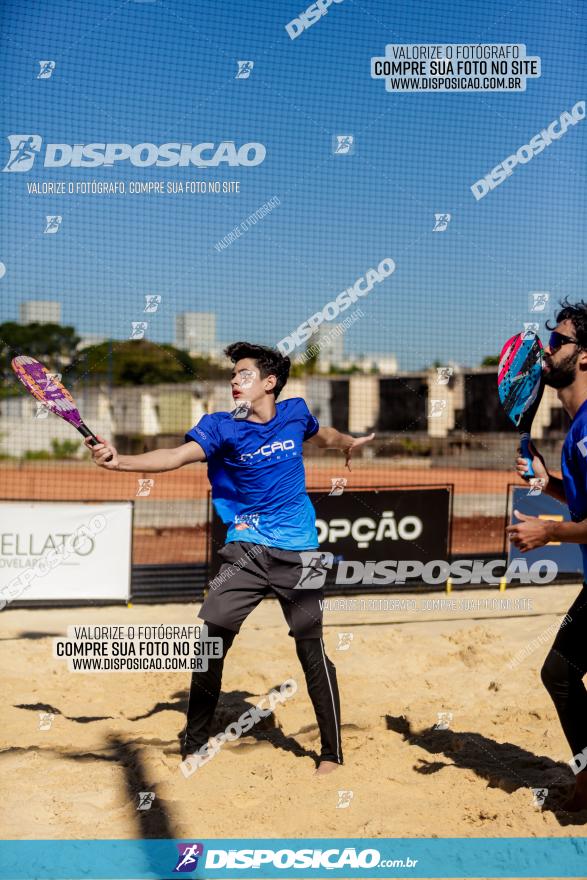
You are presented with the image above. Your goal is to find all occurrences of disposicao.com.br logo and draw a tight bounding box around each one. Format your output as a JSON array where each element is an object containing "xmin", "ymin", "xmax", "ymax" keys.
[
  {"xmin": 2, "ymin": 135, "xmax": 266, "ymax": 172},
  {"xmin": 200, "ymin": 845, "xmax": 414, "ymax": 871}
]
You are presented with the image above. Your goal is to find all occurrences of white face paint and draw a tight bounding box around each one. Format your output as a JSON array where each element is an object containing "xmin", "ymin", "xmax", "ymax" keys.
[
  {"xmin": 231, "ymin": 366, "xmax": 256, "ymax": 419},
  {"xmin": 237, "ymin": 368, "xmax": 257, "ymax": 390}
]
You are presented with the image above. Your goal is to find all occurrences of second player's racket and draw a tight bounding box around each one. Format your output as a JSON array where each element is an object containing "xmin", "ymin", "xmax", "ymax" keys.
[
  {"xmin": 11, "ymin": 355, "xmax": 112, "ymax": 461},
  {"xmin": 497, "ymin": 330, "xmax": 544, "ymax": 480}
]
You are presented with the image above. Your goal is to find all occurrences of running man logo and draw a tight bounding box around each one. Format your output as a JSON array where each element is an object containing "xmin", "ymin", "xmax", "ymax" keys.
[
  {"xmin": 336, "ymin": 632, "xmax": 353, "ymax": 651},
  {"xmin": 44, "ymin": 372, "xmax": 63, "ymax": 396},
  {"xmin": 433, "ymin": 711, "xmax": 453, "ymax": 730},
  {"xmin": 34, "ymin": 402, "xmax": 49, "ymax": 420},
  {"xmin": 232, "ymin": 399, "xmax": 252, "ymax": 420},
  {"xmin": 523, "ymin": 322, "xmax": 539, "ymax": 336},
  {"xmin": 336, "ymin": 790, "xmax": 354, "ymax": 809},
  {"xmin": 130, "ymin": 321, "xmax": 148, "ymax": 340},
  {"xmin": 436, "ymin": 366, "xmax": 453, "ymax": 385},
  {"xmin": 144, "ymin": 295, "xmax": 162, "ymax": 313},
  {"xmin": 173, "ymin": 843, "xmax": 204, "ymax": 873},
  {"xmin": 137, "ymin": 479, "xmax": 155, "ymax": 497},
  {"xmin": 33, "ymin": 375, "xmax": 61, "ymax": 415},
  {"xmin": 429, "ymin": 399, "xmax": 447, "ymax": 418},
  {"xmin": 37, "ymin": 61, "xmax": 56, "ymax": 79},
  {"xmin": 333, "ymin": 135, "xmax": 354, "ymax": 155},
  {"xmin": 3, "ymin": 135, "xmax": 42, "ymax": 172},
  {"xmin": 531, "ymin": 787, "xmax": 548, "ymax": 807},
  {"xmin": 237, "ymin": 369, "xmax": 256, "ymax": 390},
  {"xmin": 137, "ymin": 792, "xmax": 155, "ymax": 811},
  {"xmin": 44, "ymin": 215, "xmax": 62, "ymax": 234},
  {"xmin": 38, "ymin": 712, "xmax": 54, "ymax": 730},
  {"xmin": 529, "ymin": 291, "xmax": 549, "ymax": 312},
  {"xmin": 295, "ymin": 551, "xmax": 334, "ymax": 589},
  {"xmin": 433, "ymin": 213, "xmax": 451, "ymax": 232},
  {"xmin": 527, "ymin": 477, "xmax": 546, "ymax": 496},
  {"xmin": 329, "ymin": 477, "xmax": 347, "ymax": 496},
  {"xmin": 236, "ymin": 61, "xmax": 254, "ymax": 79}
]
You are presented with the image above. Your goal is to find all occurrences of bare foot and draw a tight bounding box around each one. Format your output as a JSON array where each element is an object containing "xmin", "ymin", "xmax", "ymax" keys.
[{"xmin": 315, "ymin": 760, "xmax": 339, "ymax": 776}]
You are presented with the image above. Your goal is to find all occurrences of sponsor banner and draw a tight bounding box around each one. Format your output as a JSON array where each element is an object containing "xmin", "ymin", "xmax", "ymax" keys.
[
  {"xmin": 0, "ymin": 837, "xmax": 586, "ymax": 878},
  {"xmin": 0, "ymin": 501, "xmax": 132, "ymax": 602},
  {"xmin": 209, "ymin": 488, "xmax": 450, "ymax": 585},
  {"xmin": 312, "ymin": 488, "xmax": 450, "ymax": 563},
  {"xmin": 508, "ymin": 487, "xmax": 583, "ymax": 574}
]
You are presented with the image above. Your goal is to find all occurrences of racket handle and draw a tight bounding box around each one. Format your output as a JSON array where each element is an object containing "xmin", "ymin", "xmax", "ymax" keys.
[
  {"xmin": 519, "ymin": 432, "xmax": 534, "ymax": 480},
  {"xmin": 77, "ymin": 423, "xmax": 113, "ymax": 462},
  {"xmin": 77, "ymin": 423, "xmax": 100, "ymax": 445}
]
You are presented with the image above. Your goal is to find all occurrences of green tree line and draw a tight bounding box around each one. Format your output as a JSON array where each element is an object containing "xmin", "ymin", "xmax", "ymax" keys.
[{"xmin": 0, "ymin": 322, "xmax": 225, "ymax": 394}]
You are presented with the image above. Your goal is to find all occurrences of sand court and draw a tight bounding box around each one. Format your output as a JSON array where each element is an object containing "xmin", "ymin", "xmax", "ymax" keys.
[{"xmin": 2, "ymin": 584, "xmax": 586, "ymax": 844}]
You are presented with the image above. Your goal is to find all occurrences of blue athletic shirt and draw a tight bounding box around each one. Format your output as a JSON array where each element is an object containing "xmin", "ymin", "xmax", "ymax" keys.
[
  {"xmin": 561, "ymin": 397, "xmax": 587, "ymax": 572},
  {"xmin": 185, "ymin": 397, "xmax": 320, "ymax": 550}
]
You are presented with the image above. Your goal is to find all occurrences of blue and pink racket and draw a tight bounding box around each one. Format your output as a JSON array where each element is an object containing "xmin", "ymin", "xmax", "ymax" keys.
[{"xmin": 497, "ymin": 330, "xmax": 544, "ymax": 480}]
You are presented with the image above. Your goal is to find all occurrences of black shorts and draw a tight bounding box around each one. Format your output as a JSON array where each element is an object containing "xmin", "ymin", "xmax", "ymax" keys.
[{"xmin": 200, "ymin": 541, "xmax": 325, "ymax": 639}]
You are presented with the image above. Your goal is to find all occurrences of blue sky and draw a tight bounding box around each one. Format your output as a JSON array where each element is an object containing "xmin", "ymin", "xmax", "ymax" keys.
[{"xmin": 0, "ymin": 0, "xmax": 584, "ymax": 369}]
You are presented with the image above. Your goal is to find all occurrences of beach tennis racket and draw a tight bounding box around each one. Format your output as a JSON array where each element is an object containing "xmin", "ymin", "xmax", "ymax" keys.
[
  {"xmin": 497, "ymin": 330, "xmax": 544, "ymax": 480},
  {"xmin": 11, "ymin": 355, "xmax": 112, "ymax": 461}
]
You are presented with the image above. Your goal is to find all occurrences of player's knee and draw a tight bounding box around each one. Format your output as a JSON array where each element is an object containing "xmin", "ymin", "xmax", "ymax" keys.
[
  {"xmin": 295, "ymin": 636, "xmax": 317, "ymax": 662},
  {"xmin": 203, "ymin": 621, "xmax": 237, "ymax": 654},
  {"xmin": 322, "ymin": 651, "xmax": 337, "ymax": 680},
  {"xmin": 295, "ymin": 636, "xmax": 331, "ymax": 672},
  {"xmin": 294, "ymin": 632, "xmax": 318, "ymax": 650}
]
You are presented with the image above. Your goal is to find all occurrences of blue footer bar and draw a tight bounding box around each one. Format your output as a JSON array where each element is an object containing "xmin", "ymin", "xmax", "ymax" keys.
[{"xmin": 0, "ymin": 838, "xmax": 586, "ymax": 879}]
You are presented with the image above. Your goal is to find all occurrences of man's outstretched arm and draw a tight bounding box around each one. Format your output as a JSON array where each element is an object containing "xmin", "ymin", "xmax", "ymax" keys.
[
  {"xmin": 306, "ymin": 427, "xmax": 376, "ymax": 471},
  {"xmin": 84, "ymin": 435, "xmax": 206, "ymax": 472}
]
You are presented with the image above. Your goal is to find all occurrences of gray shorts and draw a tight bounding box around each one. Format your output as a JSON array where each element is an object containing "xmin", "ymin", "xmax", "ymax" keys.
[{"xmin": 200, "ymin": 541, "xmax": 325, "ymax": 639}]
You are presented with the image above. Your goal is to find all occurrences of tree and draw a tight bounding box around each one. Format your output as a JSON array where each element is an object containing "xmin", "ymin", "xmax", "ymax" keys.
[
  {"xmin": 303, "ymin": 337, "xmax": 320, "ymax": 375},
  {"xmin": 481, "ymin": 355, "xmax": 499, "ymax": 366},
  {"xmin": 75, "ymin": 339, "xmax": 225, "ymax": 386},
  {"xmin": 289, "ymin": 336, "xmax": 321, "ymax": 378},
  {"xmin": 0, "ymin": 322, "xmax": 81, "ymax": 393},
  {"xmin": 328, "ymin": 363, "xmax": 362, "ymax": 375}
]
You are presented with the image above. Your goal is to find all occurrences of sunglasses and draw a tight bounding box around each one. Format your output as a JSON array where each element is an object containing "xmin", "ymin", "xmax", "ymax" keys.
[{"xmin": 548, "ymin": 330, "xmax": 581, "ymax": 352}]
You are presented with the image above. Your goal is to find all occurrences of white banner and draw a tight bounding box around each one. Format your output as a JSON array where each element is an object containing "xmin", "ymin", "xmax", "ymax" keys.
[{"xmin": 0, "ymin": 501, "xmax": 132, "ymax": 602}]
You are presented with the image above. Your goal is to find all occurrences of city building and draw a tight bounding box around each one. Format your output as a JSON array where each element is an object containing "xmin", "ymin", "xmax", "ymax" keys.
[
  {"xmin": 352, "ymin": 354, "xmax": 398, "ymax": 374},
  {"xmin": 175, "ymin": 312, "xmax": 216, "ymax": 356},
  {"xmin": 312, "ymin": 324, "xmax": 345, "ymax": 371},
  {"xmin": 19, "ymin": 300, "xmax": 61, "ymax": 324}
]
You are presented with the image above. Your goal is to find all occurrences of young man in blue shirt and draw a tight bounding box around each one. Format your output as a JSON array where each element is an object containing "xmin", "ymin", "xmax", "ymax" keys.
[
  {"xmin": 87, "ymin": 341, "xmax": 374, "ymax": 775},
  {"xmin": 508, "ymin": 300, "xmax": 587, "ymax": 811}
]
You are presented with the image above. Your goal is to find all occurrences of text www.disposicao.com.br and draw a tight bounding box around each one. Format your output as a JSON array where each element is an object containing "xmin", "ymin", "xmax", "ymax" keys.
[{"xmin": 70, "ymin": 657, "xmax": 202, "ymax": 671}]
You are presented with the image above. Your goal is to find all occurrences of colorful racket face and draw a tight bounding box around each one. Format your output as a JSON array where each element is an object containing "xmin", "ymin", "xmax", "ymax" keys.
[
  {"xmin": 11, "ymin": 355, "xmax": 84, "ymax": 428},
  {"xmin": 497, "ymin": 331, "xmax": 544, "ymax": 430}
]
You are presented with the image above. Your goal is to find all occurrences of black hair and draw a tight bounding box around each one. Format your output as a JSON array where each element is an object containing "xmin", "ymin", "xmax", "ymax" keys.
[
  {"xmin": 223, "ymin": 341, "xmax": 291, "ymax": 399},
  {"xmin": 547, "ymin": 298, "xmax": 587, "ymax": 348}
]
